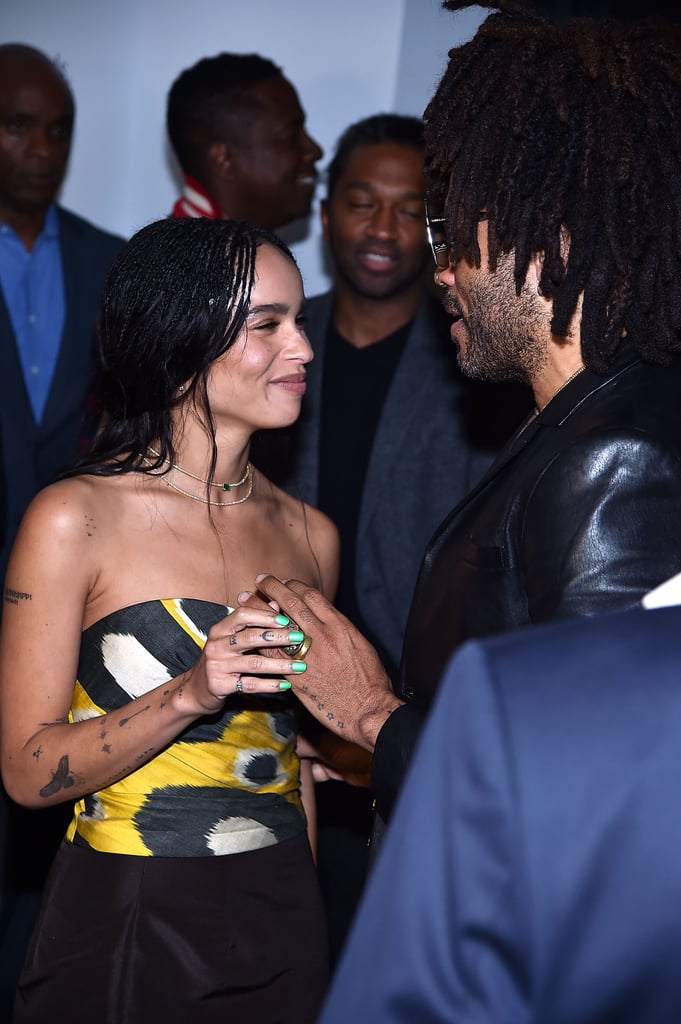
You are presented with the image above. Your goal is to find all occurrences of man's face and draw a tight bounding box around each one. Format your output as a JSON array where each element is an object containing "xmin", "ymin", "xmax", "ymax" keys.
[
  {"xmin": 0, "ymin": 60, "xmax": 73, "ymax": 220},
  {"xmin": 227, "ymin": 76, "xmax": 322, "ymax": 230},
  {"xmin": 439, "ymin": 219, "xmax": 547, "ymax": 386},
  {"xmin": 323, "ymin": 142, "xmax": 428, "ymax": 300}
]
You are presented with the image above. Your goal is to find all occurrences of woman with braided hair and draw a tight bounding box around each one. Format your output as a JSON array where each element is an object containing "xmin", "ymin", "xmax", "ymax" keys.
[{"xmin": 0, "ymin": 217, "xmax": 338, "ymax": 1023}]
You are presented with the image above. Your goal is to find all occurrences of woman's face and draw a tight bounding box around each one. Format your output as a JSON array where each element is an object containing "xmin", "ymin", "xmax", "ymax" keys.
[{"xmin": 206, "ymin": 243, "xmax": 312, "ymax": 433}]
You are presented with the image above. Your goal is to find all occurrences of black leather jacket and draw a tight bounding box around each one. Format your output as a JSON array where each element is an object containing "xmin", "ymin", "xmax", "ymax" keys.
[{"xmin": 373, "ymin": 350, "xmax": 681, "ymax": 817}]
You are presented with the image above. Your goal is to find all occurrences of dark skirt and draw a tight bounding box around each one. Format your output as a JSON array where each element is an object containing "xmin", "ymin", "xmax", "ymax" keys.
[{"xmin": 13, "ymin": 834, "xmax": 328, "ymax": 1024}]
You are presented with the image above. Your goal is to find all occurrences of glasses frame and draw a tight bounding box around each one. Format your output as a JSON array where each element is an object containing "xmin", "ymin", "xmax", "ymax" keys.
[{"xmin": 424, "ymin": 198, "xmax": 451, "ymax": 270}]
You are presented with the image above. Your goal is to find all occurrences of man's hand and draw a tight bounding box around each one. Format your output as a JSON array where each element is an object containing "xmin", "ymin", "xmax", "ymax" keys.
[{"xmin": 245, "ymin": 575, "xmax": 403, "ymax": 752}]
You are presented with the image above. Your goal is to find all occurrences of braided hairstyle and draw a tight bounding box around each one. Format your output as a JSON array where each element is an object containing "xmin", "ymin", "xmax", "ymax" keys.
[
  {"xmin": 425, "ymin": 1, "xmax": 681, "ymax": 370},
  {"xmin": 61, "ymin": 217, "xmax": 294, "ymax": 482}
]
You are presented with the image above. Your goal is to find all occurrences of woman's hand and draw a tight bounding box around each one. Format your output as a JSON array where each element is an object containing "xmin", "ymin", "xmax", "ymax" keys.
[
  {"xmin": 244, "ymin": 575, "xmax": 403, "ymax": 752},
  {"xmin": 177, "ymin": 604, "xmax": 310, "ymax": 715}
]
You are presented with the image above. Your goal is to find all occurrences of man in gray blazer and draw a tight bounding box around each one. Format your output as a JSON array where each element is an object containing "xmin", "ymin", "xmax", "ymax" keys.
[{"xmin": 268, "ymin": 112, "xmax": 527, "ymax": 961}]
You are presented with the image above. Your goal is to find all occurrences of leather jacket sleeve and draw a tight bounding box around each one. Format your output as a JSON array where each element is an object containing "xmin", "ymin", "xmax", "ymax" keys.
[
  {"xmin": 521, "ymin": 430, "xmax": 681, "ymax": 621},
  {"xmin": 371, "ymin": 702, "xmax": 427, "ymax": 820}
]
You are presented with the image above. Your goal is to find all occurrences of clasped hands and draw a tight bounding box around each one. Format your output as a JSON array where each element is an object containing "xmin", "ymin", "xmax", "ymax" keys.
[
  {"xmin": 239, "ymin": 575, "xmax": 404, "ymax": 754},
  {"xmin": 184, "ymin": 576, "xmax": 402, "ymax": 772}
]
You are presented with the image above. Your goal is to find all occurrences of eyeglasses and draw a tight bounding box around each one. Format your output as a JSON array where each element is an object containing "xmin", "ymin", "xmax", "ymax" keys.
[
  {"xmin": 425, "ymin": 200, "xmax": 490, "ymax": 270},
  {"xmin": 424, "ymin": 198, "xmax": 450, "ymax": 270}
]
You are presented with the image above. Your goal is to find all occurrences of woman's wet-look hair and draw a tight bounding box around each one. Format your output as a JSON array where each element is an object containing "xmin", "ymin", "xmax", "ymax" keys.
[{"xmin": 61, "ymin": 216, "xmax": 294, "ymax": 481}]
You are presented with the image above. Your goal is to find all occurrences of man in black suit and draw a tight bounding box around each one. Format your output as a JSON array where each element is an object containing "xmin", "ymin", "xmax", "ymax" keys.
[{"xmin": 0, "ymin": 42, "xmax": 123, "ymax": 1014}]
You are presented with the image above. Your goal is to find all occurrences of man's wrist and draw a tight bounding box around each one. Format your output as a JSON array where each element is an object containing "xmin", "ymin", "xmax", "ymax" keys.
[{"xmin": 358, "ymin": 696, "xmax": 404, "ymax": 753}]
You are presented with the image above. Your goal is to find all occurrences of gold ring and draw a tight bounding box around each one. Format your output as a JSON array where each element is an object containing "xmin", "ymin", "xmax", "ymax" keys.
[{"xmin": 284, "ymin": 634, "xmax": 312, "ymax": 659}]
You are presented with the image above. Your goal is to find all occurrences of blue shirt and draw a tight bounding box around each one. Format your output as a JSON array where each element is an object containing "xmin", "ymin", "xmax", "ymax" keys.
[{"xmin": 0, "ymin": 204, "xmax": 65, "ymax": 423}]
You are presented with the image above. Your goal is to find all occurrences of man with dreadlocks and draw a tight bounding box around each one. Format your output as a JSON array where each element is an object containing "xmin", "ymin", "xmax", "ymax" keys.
[{"xmin": 253, "ymin": 0, "xmax": 681, "ymax": 816}]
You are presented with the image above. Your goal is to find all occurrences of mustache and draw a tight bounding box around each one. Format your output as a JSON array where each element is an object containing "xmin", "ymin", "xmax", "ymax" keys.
[{"xmin": 443, "ymin": 293, "xmax": 463, "ymax": 319}]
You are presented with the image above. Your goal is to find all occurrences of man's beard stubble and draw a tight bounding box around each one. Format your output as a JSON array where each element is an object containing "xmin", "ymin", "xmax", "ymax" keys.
[{"xmin": 452, "ymin": 262, "xmax": 548, "ymax": 387}]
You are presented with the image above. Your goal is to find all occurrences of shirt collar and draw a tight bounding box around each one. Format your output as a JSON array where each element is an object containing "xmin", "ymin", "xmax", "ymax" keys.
[
  {"xmin": 172, "ymin": 176, "xmax": 222, "ymax": 219},
  {"xmin": 0, "ymin": 202, "xmax": 60, "ymax": 245},
  {"xmin": 41, "ymin": 203, "xmax": 60, "ymax": 240}
]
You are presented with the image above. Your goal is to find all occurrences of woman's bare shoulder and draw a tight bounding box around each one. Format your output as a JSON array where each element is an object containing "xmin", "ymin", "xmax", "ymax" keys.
[
  {"xmin": 20, "ymin": 475, "xmax": 104, "ymax": 536},
  {"xmin": 12, "ymin": 474, "xmax": 136, "ymax": 569},
  {"xmin": 260, "ymin": 477, "xmax": 336, "ymax": 538}
]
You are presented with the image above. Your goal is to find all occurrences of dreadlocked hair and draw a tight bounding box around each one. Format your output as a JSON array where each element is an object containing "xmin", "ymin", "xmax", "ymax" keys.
[
  {"xmin": 425, "ymin": 2, "xmax": 681, "ymax": 371},
  {"xmin": 59, "ymin": 217, "xmax": 294, "ymax": 484}
]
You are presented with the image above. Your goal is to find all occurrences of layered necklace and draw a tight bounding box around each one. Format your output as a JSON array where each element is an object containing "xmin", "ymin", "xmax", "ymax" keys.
[{"xmin": 144, "ymin": 447, "xmax": 254, "ymax": 507}]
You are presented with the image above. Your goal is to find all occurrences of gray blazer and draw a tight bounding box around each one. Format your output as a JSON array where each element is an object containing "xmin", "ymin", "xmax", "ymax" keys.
[
  {"xmin": 282, "ymin": 289, "xmax": 525, "ymax": 670},
  {"xmin": 0, "ymin": 206, "xmax": 124, "ymax": 580}
]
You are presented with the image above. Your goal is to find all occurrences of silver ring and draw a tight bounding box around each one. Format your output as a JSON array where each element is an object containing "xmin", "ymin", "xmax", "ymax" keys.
[{"xmin": 235, "ymin": 677, "xmax": 243, "ymax": 693}]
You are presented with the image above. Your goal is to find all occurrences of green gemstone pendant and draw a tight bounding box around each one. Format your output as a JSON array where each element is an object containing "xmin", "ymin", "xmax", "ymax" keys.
[{"xmin": 222, "ymin": 482, "xmax": 231, "ymax": 491}]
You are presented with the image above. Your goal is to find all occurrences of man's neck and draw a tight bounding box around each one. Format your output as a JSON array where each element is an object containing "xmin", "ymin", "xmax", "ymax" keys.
[
  {"xmin": 0, "ymin": 203, "xmax": 51, "ymax": 252},
  {"xmin": 331, "ymin": 279, "xmax": 423, "ymax": 349},
  {"xmin": 532, "ymin": 334, "xmax": 585, "ymax": 411}
]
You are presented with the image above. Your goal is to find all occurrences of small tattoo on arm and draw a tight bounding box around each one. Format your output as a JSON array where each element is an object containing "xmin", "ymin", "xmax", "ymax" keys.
[
  {"xmin": 135, "ymin": 747, "xmax": 156, "ymax": 763},
  {"xmin": 102, "ymin": 743, "xmax": 112, "ymax": 753},
  {"xmin": 32, "ymin": 746, "xmax": 43, "ymax": 760},
  {"xmin": 39, "ymin": 754, "xmax": 76, "ymax": 798},
  {"xmin": 4, "ymin": 587, "xmax": 32, "ymax": 606},
  {"xmin": 119, "ymin": 704, "xmax": 151, "ymax": 728}
]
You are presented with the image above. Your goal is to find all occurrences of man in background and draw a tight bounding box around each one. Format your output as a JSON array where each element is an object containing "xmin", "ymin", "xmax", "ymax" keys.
[
  {"xmin": 0, "ymin": 41, "xmax": 123, "ymax": 1014},
  {"xmin": 277, "ymin": 113, "xmax": 526, "ymax": 960},
  {"xmin": 166, "ymin": 52, "xmax": 322, "ymax": 230},
  {"xmin": 0, "ymin": 43, "xmax": 123, "ymax": 584}
]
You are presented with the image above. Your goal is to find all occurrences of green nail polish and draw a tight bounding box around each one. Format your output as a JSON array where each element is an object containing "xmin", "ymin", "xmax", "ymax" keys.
[
  {"xmin": 279, "ymin": 680, "xmax": 292, "ymax": 691},
  {"xmin": 275, "ymin": 614, "xmax": 290, "ymax": 626},
  {"xmin": 292, "ymin": 661, "xmax": 307, "ymax": 673},
  {"xmin": 287, "ymin": 630, "xmax": 304, "ymax": 643}
]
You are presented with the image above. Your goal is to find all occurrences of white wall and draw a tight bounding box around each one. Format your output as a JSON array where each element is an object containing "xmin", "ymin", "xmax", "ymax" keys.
[{"xmin": 2, "ymin": 0, "xmax": 485, "ymax": 296}]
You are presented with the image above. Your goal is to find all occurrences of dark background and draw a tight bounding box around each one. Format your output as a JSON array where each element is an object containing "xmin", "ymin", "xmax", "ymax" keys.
[{"xmin": 532, "ymin": 0, "xmax": 680, "ymax": 19}]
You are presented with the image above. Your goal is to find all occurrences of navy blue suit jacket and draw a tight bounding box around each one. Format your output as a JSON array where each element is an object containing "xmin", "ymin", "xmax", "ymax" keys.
[
  {"xmin": 0, "ymin": 206, "xmax": 123, "ymax": 582},
  {"xmin": 322, "ymin": 605, "xmax": 681, "ymax": 1023}
]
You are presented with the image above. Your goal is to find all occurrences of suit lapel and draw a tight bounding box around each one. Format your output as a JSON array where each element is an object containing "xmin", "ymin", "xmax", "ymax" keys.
[
  {"xmin": 40, "ymin": 209, "xmax": 94, "ymax": 434},
  {"xmin": 358, "ymin": 298, "xmax": 449, "ymax": 530},
  {"xmin": 0, "ymin": 282, "xmax": 36, "ymax": 431},
  {"xmin": 292, "ymin": 292, "xmax": 334, "ymax": 504}
]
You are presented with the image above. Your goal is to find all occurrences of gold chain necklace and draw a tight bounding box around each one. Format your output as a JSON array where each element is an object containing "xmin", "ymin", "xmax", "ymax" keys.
[
  {"xmin": 545, "ymin": 364, "xmax": 586, "ymax": 406},
  {"xmin": 146, "ymin": 446, "xmax": 250, "ymax": 491},
  {"xmin": 142, "ymin": 456, "xmax": 254, "ymax": 507}
]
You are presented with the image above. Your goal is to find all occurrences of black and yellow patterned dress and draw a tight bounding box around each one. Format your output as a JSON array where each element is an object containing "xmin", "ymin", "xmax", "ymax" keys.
[
  {"xmin": 14, "ymin": 599, "xmax": 328, "ymax": 1024},
  {"xmin": 68, "ymin": 597, "xmax": 306, "ymax": 856}
]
